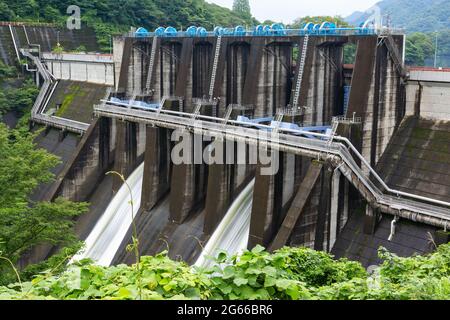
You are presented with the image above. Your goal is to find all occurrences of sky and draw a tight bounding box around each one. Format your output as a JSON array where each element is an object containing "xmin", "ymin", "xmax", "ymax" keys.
[{"xmin": 207, "ymin": 0, "xmax": 380, "ymax": 24}]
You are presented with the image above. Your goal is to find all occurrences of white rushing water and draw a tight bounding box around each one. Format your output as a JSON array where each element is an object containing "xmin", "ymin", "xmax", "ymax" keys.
[
  {"xmin": 195, "ymin": 180, "xmax": 255, "ymax": 268},
  {"xmin": 71, "ymin": 163, "xmax": 144, "ymax": 266}
]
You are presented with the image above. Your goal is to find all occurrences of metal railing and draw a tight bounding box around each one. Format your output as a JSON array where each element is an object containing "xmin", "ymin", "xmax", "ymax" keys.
[
  {"xmin": 21, "ymin": 49, "xmax": 90, "ymax": 134},
  {"xmin": 94, "ymin": 100, "xmax": 450, "ymax": 227}
]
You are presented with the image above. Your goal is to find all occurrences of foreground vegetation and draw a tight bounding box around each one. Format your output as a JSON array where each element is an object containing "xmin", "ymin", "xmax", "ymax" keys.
[{"xmin": 1, "ymin": 244, "xmax": 449, "ymax": 300}]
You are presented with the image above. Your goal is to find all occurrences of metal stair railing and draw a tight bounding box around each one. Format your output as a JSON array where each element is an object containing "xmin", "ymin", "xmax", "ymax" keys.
[
  {"xmin": 271, "ymin": 111, "xmax": 285, "ymax": 134},
  {"xmin": 327, "ymin": 118, "xmax": 340, "ymax": 147},
  {"xmin": 8, "ymin": 24, "xmax": 21, "ymax": 63},
  {"xmin": 21, "ymin": 49, "xmax": 89, "ymax": 134},
  {"xmin": 209, "ymin": 35, "xmax": 222, "ymax": 100},
  {"xmin": 292, "ymin": 35, "xmax": 309, "ymax": 109},
  {"xmin": 145, "ymin": 36, "xmax": 158, "ymax": 94},
  {"xmin": 385, "ymin": 35, "xmax": 407, "ymax": 79}
]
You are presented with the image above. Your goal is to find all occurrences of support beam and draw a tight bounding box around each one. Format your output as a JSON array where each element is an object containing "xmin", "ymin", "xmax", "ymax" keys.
[
  {"xmin": 117, "ymin": 37, "xmax": 134, "ymax": 94},
  {"xmin": 346, "ymin": 37, "xmax": 378, "ymax": 120},
  {"xmin": 174, "ymin": 38, "xmax": 194, "ymax": 99},
  {"xmin": 140, "ymin": 126, "xmax": 170, "ymax": 212},
  {"xmin": 328, "ymin": 168, "xmax": 341, "ymax": 251},
  {"xmin": 364, "ymin": 205, "xmax": 381, "ymax": 235},
  {"xmin": 314, "ymin": 166, "xmax": 332, "ymax": 251},
  {"xmin": 248, "ymin": 150, "xmax": 278, "ymax": 249},
  {"xmin": 112, "ymin": 120, "xmax": 137, "ymax": 192},
  {"xmin": 242, "ymin": 38, "xmax": 265, "ymax": 107},
  {"xmin": 269, "ymin": 162, "xmax": 323, "ymax": 252},
  {"xmin": 204, "ymin": 140, "xmax": 230, "ymax": 234}
]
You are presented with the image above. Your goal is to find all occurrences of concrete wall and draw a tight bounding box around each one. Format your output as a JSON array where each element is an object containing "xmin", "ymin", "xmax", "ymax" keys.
[
  {"xmin": 43, "ymin": 53, "xmax": 114, "ymax": 85},
  {"xmin": 347, "ymin": 36, "xmax": 404, "ymax": 167},
  {"xmin": 117, "ymin": 36, "xmax": 344, "ymax": 120},
  {"xmin": 406, "ymin": 81, "xmax": 450, "ymax": 121}
]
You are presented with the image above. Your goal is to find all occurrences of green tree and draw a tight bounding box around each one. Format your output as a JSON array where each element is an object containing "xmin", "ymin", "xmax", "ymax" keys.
[
  {"xmin": 232, "ymin": 0, "xmax": 252, "ymax": 21},
  {"xmin": 0, "ymin": 79, "xmax": 39, "ymax": 116},
  {"xmin": 0, "ymin": 125, "xmax": 88, "ymax": 285},
  {"xmin": 405, "ymin": 32, "xmax": 434, "ymax": 66},
  {"xmin": 289, "ymin": 15, "xmax": 352, "ymax": 29},
  {"xmin": 0, "ymin": 62, "xmax": 16, "ymax": 79},
  {"xmin": 0, "ymin": 1, "xmax": 15, "ymax": 21}
]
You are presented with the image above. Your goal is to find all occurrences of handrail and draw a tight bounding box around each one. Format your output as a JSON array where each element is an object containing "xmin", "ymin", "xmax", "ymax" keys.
[
  {"xmin": 97, "ymin": 100, "xmax": 450, "ymax": 213},
  {"xmin": 21, "ymin": 49, "xmax": 89, "ymax": 134}
]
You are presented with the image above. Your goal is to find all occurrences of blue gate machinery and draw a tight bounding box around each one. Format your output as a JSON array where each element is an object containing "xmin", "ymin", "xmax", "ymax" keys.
[{"xmin": 133, "ymin": 21, "xmax": 376, "ymax": 38}]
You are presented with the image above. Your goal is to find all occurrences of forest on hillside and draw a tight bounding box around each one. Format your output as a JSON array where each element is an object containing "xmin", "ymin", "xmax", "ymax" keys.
[{"xmin": 346, "ymin": 0, "xmax": 450, "ymax": 33}]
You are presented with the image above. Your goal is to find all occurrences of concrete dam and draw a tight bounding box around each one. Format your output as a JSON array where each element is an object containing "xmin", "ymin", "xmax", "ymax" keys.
[{"xmin": 11, "ymin": 23, "xmax": 450, "ymax": 268}]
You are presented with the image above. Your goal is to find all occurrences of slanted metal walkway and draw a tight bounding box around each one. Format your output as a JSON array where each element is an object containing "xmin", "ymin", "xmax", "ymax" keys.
[
  {"xmin": 21, "ymin": 49, "xmax": 90, "ymax": 134},
  {"xmin": 95, "ymin": 100, "xmax": 450, "ymax": 228}
]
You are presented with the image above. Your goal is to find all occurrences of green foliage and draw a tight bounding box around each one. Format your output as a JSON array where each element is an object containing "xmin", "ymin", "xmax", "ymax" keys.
[
  {"xmin": 0, "ymin": 0, "xmax": 256, "ymax": 53},
  {"xmin": 0, "ymin": 62, "xmax": 16, "ymax": 80},
  {"xmin": 405, "ymin": 32, "xmax": 435, "ymax": 66},
  {"xmin": 52, "ymin": 44, "xmax": 64, "ymax": 54},
  {"xmin": 232, "ymin": 0, "xmax": 252, "ymax": 22},
  {"xmin": 289, "ymin": 16, "xmax": 352, "ymax": 29},
  {"xmin": 368, "ymin": 0, "xmax": 450, "ymax": 33},
  {"xmin": 1, "ymin": 244, "xmax": 449, "ymax": 300},
  {"xmin": 205, "ymin": 245, "xmax": 366, "ymax": 300},
  {"xmin": 74, "ymin": 45, "xmax": 87, "ymax": 53},
  {"xmin": 0, "ymin": 79, "xmax": 39, "ymax": 116},
  {"xmin": 0, "ymin": 124, "xmax": 89, "ymax": 285}
]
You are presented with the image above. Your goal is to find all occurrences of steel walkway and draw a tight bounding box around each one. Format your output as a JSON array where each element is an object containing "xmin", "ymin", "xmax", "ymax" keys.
[
  {"xmin": 95, "ymin": 101, "xmax": 450, "ymax": 228},
  {"xmin": 21, "ymin": 49, "xmax": 90, "ymax": 134}
]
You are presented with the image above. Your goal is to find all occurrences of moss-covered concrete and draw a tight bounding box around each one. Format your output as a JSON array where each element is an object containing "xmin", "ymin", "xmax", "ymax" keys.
[
  {"xmin": 44, "ymin": 80, "xmax": 110, "ymax": 124},
  {"xmin": 376, "ymin": 116, "xmax": 450, "ymax": 202}
]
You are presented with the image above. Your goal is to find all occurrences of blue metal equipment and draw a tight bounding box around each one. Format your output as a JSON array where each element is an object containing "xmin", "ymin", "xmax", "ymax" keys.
[
  {"xmin": 155, "ymin": 27, "xmax": 165, "ymax": 37},
  {"xmin": 319, "ymin": 22, "xmax": 337, "ymax": 35},
  {"xmin": 164, "ymin": 27, "xmax": 177, "ymax": 37},
  {"xmin": 214, "ymin": 26, "xmax": 224, "ymax": 36},
  {"xmin": 135, "ymin": 27, "xmax": 149, "ymax": 37},
  {"xmin": 186, "ymin": 26, "xmax": 197, "ymax": 37},
  {"xmin": 271, "ymin": 23, "xmax": 286, "ymax": 36},
  {"xmin": 234, "ymin": 25, "xmax": 246, "ymax": 36},
  {"xmin": 137, "ymin": 20, "xmax": 382, "ymax": 38}
]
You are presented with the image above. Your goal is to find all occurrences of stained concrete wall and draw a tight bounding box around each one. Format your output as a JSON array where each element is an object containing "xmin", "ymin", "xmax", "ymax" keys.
[
  {"xmin": 301, "ymin": 39, "xmax": 344, "ymax": 125},
  {"xmin": 406, "ymin": 81, "xmax": 450, "ymax": 121},
  {"xmin": 347, "ymin": 36, "xmax": 405, "ymax": 167},
  {"xmin": 53, "ymin": 118, "xmax": 113, "ymax": 202},
  {"xmin": 117, "ymin": 36, "xmax": 344, "ymax": 120},
  {"xmin": 44, "ymin": 56, "xmax": 114, "ymax": 85}
]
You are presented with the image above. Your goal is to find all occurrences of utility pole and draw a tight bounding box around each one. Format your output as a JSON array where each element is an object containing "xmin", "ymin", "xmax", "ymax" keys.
[{"xmin": 434, "ymin": 31, "xmax": 439, "ymax": 68}]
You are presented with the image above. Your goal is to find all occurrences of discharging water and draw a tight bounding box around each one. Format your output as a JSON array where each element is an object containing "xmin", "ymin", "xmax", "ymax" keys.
[
  {"xmin": 71, "ymin": 163, "xmax": 144, "ymax": 266},
  {"xmin": 195, "ymin": 180, "xmax": 255, "ymax": 268}
]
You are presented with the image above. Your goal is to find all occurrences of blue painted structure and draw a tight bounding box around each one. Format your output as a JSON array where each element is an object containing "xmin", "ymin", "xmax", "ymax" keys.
[
  {"xmin": 110, "ymin": 97, "xmax": 160, "ymax": 110},
  {"xmin": 236, "ymin": 115, "xmax": 331, "ymax": 138},
  {"xmin": 133, "ymin": 21, "xmax": 377, "ymax": 38}
]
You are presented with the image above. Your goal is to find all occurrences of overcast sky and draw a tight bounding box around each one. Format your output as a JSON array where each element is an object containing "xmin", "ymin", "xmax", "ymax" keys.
[{"xmin": 207, "ymin": 0, "xmax": 380, "ymax": 24}]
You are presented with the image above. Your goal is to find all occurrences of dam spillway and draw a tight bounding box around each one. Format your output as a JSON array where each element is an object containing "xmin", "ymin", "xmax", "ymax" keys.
[
  {"xmin": 72, "ymin": 163, "xmax": 144, "ymax": 266},
  {"xmin": 18, "ymin": 23, "xmax": 450, "ymax": 269}
]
